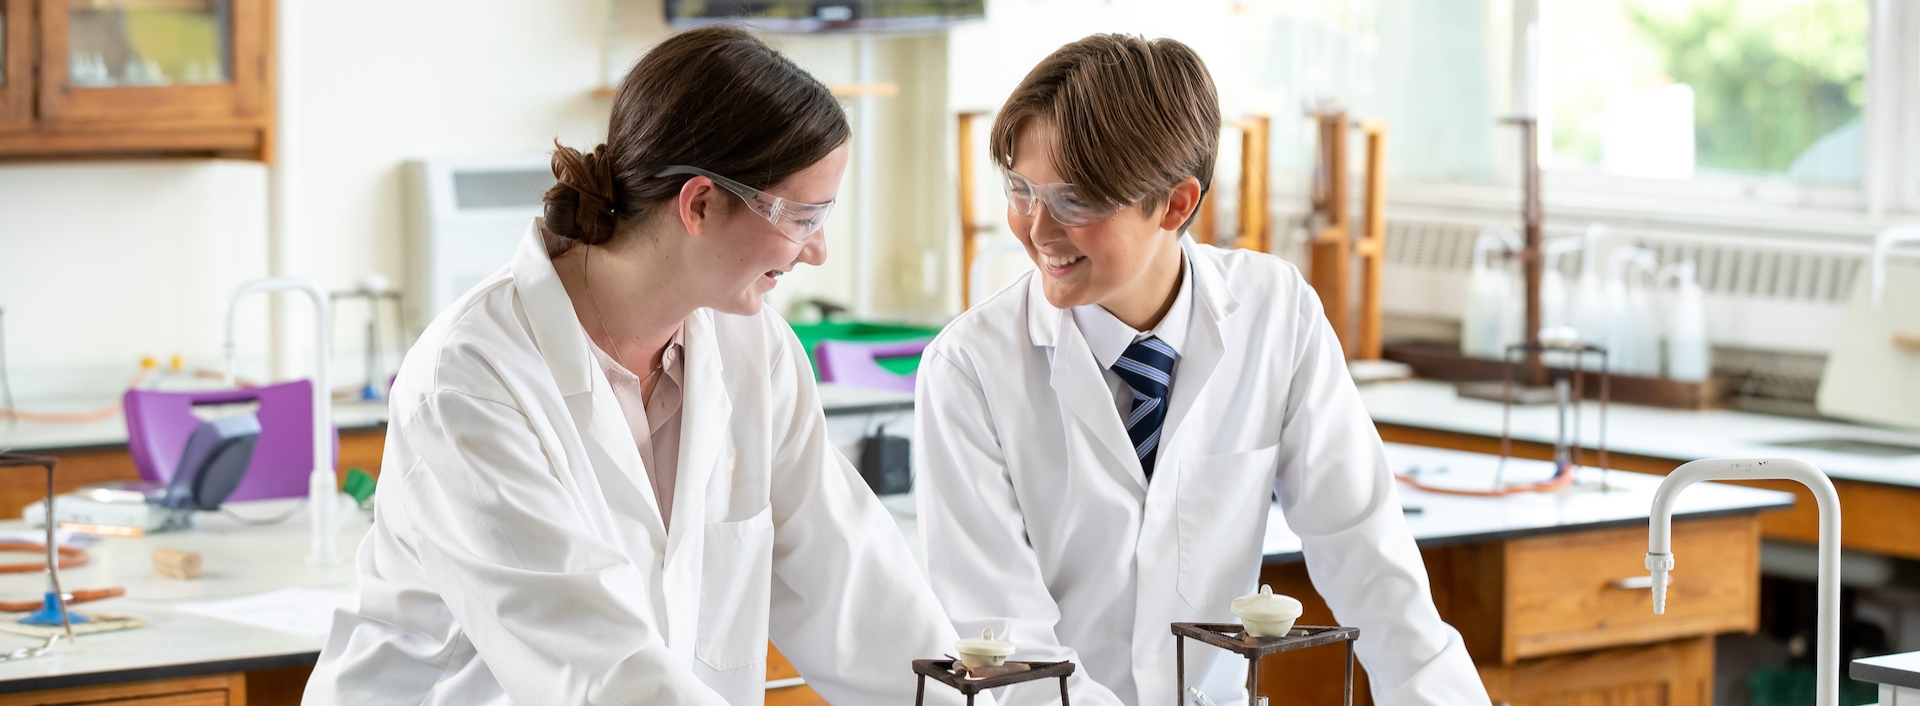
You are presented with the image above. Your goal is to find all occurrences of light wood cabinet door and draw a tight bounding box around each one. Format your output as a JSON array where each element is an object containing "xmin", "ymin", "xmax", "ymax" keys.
[
  {"xmin": 36, "ymin": 0, "xmax": 267, "ymax": 123},
  {"xmin": 1502, "ymin": 518, "xmax": 1757, "ymax": 661},
  {"xmin": 0, "ymin": 0, "xmax": 271, "ymax": 157},
  {"xmin": 1478, "ymin": 635, "xmax": 1713, "ymax": 706},
  {"xmin": 1430, "ymin": 516, "xmax": 1759, "ymax": 665},
  {"xmin": 0, "ymin": 673, "xmax": 241, "ymax": 706}
]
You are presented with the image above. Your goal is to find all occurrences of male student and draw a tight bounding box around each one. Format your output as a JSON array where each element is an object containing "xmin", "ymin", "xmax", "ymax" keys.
[{"xmin": 914, "ymin": 34, "xmax": 1491, "ymax": 706}]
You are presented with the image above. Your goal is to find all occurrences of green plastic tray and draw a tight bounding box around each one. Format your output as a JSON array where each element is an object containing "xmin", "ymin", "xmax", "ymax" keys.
[{"xmin": 788, "ymin": 321, "xmax": 941, "ymax": 377}]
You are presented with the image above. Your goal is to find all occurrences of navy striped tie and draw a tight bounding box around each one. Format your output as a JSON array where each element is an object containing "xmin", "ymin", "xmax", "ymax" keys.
[{"xmin": 1111, "ymin": 336, "xmax": 1177, "ymax": 479}]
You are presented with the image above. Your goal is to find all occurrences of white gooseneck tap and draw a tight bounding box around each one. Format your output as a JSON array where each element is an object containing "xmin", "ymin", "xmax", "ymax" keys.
[
  {"xmin": 224, "ymin": 278, "xmax": 339, "ymax": 565},
  {"xmin": 1647, "ymin": 458, "xmax": 1839, "ymax": 704}
]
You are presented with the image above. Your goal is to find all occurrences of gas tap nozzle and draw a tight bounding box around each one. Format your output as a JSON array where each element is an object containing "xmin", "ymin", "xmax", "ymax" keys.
[{"xmin": 1645, "ymin": 552, "xmax": 1674, "ymax": 614}]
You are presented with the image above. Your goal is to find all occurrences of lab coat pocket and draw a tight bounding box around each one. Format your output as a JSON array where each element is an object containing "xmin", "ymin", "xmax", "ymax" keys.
[
  {"xmin": 695, "ymin": 505, "xmax": 774, "ymax": 672},
  {"xmin": 1176, "ymin": 443, "xmax": 1281, "ymax": 610}
]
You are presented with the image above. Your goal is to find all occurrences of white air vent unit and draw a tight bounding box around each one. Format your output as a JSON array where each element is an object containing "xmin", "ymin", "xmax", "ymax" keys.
[
  {"xmin": 405, "ymin": 156, "xmax": 554, "ymax": 331},
  {"xmin": 1364, "ymin": 216, "xmax": 1866, "ymax": 355}
]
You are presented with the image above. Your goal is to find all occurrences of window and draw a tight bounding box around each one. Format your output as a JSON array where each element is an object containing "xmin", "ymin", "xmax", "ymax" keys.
[
  {"xmin": 1246, "ymin": 0, "xmax": 1917, "ymax": 222},
  {"xmin": 1547, "ymin": 0, "xmax": 1867, "ymax": 185}
]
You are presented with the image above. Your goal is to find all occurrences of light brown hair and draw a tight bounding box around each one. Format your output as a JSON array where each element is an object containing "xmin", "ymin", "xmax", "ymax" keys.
[
  {"xmin": 989, "ymin": 34, "xmax": 1221, "ymax": 226},
  {"xmin": 543, "ymin": 25, "xmax": 850, "ymax": 245}
]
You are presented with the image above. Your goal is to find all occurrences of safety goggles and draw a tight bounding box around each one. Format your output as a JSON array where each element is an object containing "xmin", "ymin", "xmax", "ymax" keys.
[
  {"xmin": 1001, "ymin": 170, "xmax": 1123, "ymax": 227},
  {"xmin": 655, "ymin": 165, "xmax": 835, "ymax": 243}
]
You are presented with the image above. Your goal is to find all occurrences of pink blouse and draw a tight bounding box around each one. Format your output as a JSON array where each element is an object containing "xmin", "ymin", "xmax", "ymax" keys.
[{"xmin": 586, "ymin": 326, "xmax": 686, "ymax": 530}]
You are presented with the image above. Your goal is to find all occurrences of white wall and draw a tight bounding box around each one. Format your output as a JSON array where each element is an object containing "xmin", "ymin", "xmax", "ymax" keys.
[
  {"xmin": 0, "ymin": 0, "xmax": 619, "ymax": 397},
  {"xmin": 0, "ymin": 161, "xmax": 269, "ymax": 394}
]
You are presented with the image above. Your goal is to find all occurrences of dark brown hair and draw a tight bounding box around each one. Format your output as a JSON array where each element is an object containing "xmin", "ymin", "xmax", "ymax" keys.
[
  {"xmin": 989, "ymin": 34, "xmax": 1220, "ymax": 225},
  {"xmin": 544, "ymin": 25, "xmax": 850, "ymax": 245}
]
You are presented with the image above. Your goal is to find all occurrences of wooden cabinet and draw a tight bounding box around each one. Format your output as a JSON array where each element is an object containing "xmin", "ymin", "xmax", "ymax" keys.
[
  {"xmin": 1476, "ymin": 635, "xmax": 1713, "ymax": 706},
  {"xmin": 1257, "ymin": 516, "xmax": 1760, "ymax": 706},
  {"xmin": 0, "ymin": 0, "xmax": 271, "ymax": 159},
  {"xmin": 1378, "ymin": 422, "xmax": 1920, "ymax": 562},
  {"xmin": 1435, "ymin": 516, "xmax": 1758, "ymax": 663},
  {"xmin": 0, "ymin": 673, "xmax": 243, "ymax": 705},
  {"xmin": 2, "ymin": 0, "xmax": 32, "ymax": 127}
]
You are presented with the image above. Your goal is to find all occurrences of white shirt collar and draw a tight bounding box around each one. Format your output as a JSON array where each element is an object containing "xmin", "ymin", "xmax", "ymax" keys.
[{"xmin": 1072, "ymin": 254, "xmax": 1193, "ymax": 370}]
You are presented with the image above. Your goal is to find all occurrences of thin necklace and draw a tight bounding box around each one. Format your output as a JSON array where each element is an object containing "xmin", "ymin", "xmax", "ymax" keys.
[{"xmin": 584, "ymin": 246, "xmax": 665, "ymax": 388}]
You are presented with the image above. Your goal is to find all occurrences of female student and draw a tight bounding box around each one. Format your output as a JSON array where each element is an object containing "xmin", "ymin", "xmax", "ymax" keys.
[
  {"xmin": 305, "ymin": 26, "xmax": 965, "ymax": 705},
  {"xmin": 914, "ymin": 35, "xmax": 1491, "ymax": 706}
]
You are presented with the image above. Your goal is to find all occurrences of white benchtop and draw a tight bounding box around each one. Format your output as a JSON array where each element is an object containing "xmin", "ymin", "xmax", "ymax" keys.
[
  {"xmin": 1361, "ymin": 379, "xmax": 1920, "ymax": 489},
  {"xmin": 879, "ymin": 442, "xmax": 1791, "ymax": 565},
  {"xmin": 0, "ymin": 500, "xmax": 367, "ymax": 692},
  {"xmin": 1854, "ymin": 650, "xmax": 1920, "ymax": 690}
]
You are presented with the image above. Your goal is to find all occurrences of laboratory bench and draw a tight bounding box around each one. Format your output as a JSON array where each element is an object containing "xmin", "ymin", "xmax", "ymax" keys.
[
  {"xmin": 0, "ymin": 500, "xmax": 361, "ymax": 705},
  {"xmin": 0, "ymin": 441, "xmax": 1786, "ymax": 706},
  {"xmin": 1853, "ymin": 650, "xmax": 1920, "ymax": 704},
  {"xmin": 880, "ymin": 443, "xmax": 1791, "ymax": 706},
  {"xmin": 1361, "ymin": 378, "xmax": 1920, "ymax": 561},
  {"xmin": 0, "ymin": 383, "xmax": 905, "ymax": 705},
  {"xmin": 0, "ymin": 381, "xmax": 1794, "ymax": 705},
  {"xmin": 1265, "ymin": 444, "xmax": 1788, "ymax": 706}
]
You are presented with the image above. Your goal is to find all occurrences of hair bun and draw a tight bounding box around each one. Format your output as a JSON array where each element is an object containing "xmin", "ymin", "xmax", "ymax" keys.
[{"xmin": 543, "ymin": 142, "xmax": 621, "ymax": 245}]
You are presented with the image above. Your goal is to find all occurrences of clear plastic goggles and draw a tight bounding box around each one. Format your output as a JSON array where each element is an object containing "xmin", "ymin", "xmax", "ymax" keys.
[
  {"xmin": 1002, "ymin": 170, "xmax": 1122, "ymax": 227},
  {"xmin": 655, "ymin": 165, "xmax": 834, "ymax": 243}
]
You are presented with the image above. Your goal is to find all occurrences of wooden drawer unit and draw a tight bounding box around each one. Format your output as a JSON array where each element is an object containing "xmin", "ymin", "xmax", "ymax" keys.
[
  {"xmin": 1434, "ymin": 516, "xmax": 1759, "ymax": 664},
  {"xmin": 1477, "ymin": 634, "xmax": 1713, "ymax": 706},
  {"xmin": 0, "ymin": 673, "xmax": 241, "ymax": 705}
]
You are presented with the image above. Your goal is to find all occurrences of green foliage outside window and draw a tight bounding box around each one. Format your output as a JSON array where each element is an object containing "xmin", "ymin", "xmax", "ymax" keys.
[
  {"xmin": 1629, "ymin": 0, "xmax": 1865, "ymax": 175},
  {"xmin": 1550, "ymin": 0, "xmax": 1865, "ymax": 181}
]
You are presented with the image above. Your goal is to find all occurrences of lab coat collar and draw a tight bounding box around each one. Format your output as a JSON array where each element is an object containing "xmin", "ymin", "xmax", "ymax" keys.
[
  {"xmin": 667, "ymin": 308, "xmax": 729, "ymax": 559},
  {"xmin": 507, "ymin": 222, "xmax": 667, "ymax": 543},
  {"xmin": 1072, "ymin": 253, "xmax": 1195, "ymax": 369},
  {"xmin": 509, "ymin": 219, "xmax": 596, "ymax": 397},
  {"xmin": 1026, "ymin": 235, "xmax": 1234, "ymax": 347},
  {"xmin": 1181, "ymin": 235, "xmax": 1240, "ymax": 323},
  {"xmin": 1022, "ymin": 236, "xmax": 1238, "ymax": 357},
  {"xmin": 1021, "ymin": 237, "xmax": 1243, "ymax": 491},
  {"xmin": 1158, "ymin": 236, "xmax": 1239, "ymax": 454}
]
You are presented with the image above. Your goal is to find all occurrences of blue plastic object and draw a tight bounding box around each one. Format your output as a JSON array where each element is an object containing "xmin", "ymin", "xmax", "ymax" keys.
[{"xmin": 17, "ymin": 593, "xmax": 86, "ymax": 627}]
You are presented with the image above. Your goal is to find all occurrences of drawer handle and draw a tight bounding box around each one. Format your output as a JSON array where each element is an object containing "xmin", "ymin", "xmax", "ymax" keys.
[
  {"xmin": 1608, "ymin": 576, "xmax": 1669, "ymax": 591},
  {"xmin": 766, "ymin": 677, "xmax": 808, "ymax": 690}
]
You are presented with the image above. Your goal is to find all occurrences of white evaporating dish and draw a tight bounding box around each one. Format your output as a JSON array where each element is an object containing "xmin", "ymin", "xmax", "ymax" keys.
[
  {"xmin": 954, "ymin": 628, "xmax": 1015, "ymax": 669},
  {"xmin": 1231, "ymin": 584, "xmax": 1304, "ymax": 638}
]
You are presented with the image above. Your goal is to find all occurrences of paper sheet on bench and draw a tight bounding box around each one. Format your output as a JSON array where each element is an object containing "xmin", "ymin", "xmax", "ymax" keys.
[{"xmin": 173, "ymin": 587, "xmax": 348, "ymax": 637}]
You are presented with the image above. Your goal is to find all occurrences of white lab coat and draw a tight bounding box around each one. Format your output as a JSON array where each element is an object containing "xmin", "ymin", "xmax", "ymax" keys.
[
  {"xmin": 914, "ymin": 237, "xmax": 1489, "ymax": 706},
  {"xmin": 305, "ymin": 220, "xmax": 966, "ymax": 706}
]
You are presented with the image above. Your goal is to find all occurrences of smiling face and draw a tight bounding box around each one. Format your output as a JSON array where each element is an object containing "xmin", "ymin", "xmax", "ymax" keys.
[
  {"xmin": 680, "ymin": 143, "xmax": 848, "ymax": 316},
  {"xmin": 1007, "ymin": 119, "xmax": 1196, "ymax": 328}
]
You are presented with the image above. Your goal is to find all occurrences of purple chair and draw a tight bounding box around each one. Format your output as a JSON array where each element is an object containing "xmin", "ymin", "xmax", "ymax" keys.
[
  {"xmin": 123, "ymin": 381, "xmax": 340, "ymax": 503},
  {"xmin": 813, "ymin": 339, "xmax": 931, "ymax": 393}
]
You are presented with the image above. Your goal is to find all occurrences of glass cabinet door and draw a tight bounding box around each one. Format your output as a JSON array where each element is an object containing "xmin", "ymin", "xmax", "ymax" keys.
[
  {"xmin": 38, "ymin": 0, "xmax": 266, "ymax": 125},
  {"xmin": 66, "ymin": 0, "xmax": 231, "ymax": 88}
]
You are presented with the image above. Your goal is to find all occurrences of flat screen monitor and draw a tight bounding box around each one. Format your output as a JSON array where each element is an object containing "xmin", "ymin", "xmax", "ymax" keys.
[{"xmin": 666, "ymin": 1, "xmax": 986, "ymax": 32}]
